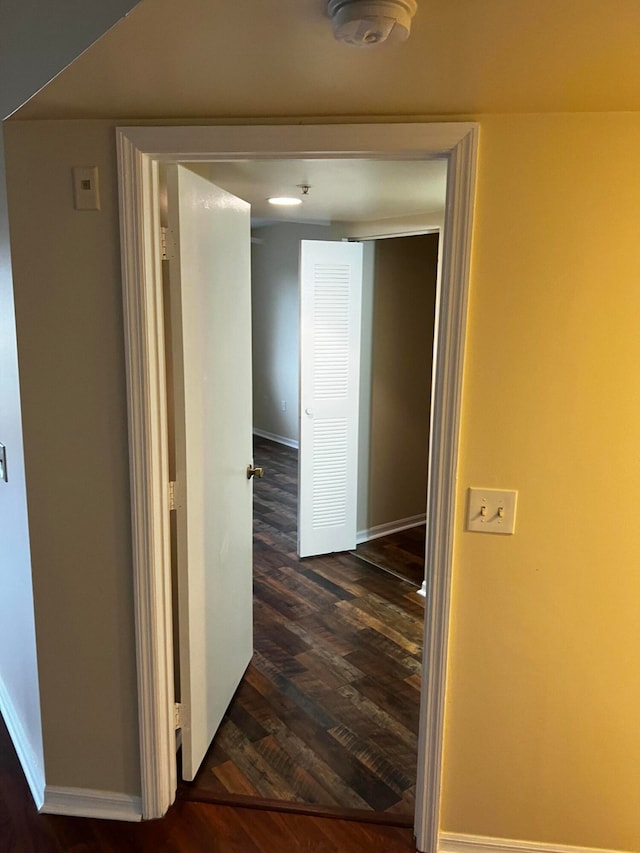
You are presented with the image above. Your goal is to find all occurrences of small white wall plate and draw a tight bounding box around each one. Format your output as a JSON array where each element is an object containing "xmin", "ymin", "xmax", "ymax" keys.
[{"xmin": 467, "ymin": 487, "xmax": 517, "ymax": 534}]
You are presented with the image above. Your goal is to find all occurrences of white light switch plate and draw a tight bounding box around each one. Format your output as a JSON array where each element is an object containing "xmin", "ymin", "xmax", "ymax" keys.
[
  {"xmin": 467, "ymin": 487, "xmax": 517, "ymax": 534},
  {"xmin": 73, "ymin": 166, "xmax": 100, "ymax": 210}
]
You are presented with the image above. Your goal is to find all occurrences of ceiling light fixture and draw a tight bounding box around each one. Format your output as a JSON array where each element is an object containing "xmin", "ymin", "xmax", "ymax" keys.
[
  {"xmin": 328, "ymin": 0, "xmax": 418, "ymax": 47},
  {"xmin": 267, "ymin": 197, "xmax": 303, "ymax": 206}
]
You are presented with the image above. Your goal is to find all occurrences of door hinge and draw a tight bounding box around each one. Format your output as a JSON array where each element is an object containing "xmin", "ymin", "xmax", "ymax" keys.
[
  {"xmin": 161, "ymin": 226, "xmax": 176, "ymax": 261},
  {"xmin": 169, "ymin": 480, "xmax": 177, "ymax": 511},
  {"xmin": 174, "ymin": 702, "xmax": 183, "ymax": 730}
]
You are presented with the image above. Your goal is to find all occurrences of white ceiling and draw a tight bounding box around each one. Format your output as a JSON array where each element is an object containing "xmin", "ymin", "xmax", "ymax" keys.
[
  {"xmin": 198, "ymin": 158, "xmax": 447, "ymax": 225},
  {"xmin": 13, "ymin": 0, "xmax": 640, "ymax": 120}
]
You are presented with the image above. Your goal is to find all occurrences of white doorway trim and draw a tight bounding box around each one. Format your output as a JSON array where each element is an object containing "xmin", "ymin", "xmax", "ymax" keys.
[{"xmin": 116, "ymin": 122, "xmax": 478, "ymax": 853}]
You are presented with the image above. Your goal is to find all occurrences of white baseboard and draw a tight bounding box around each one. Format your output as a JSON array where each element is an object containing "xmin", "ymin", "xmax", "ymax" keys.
[
  {"xmin": 0, "ymin": 673, "xmax": 45, "ymax": 809},
  {"xmin": 41, "ymin": 786, "xmax": 142, "ymax": 822},
  {"xmin": 439, "ymin": 833, "xmax": 635, "ymax": 853},
  {"xmin": 417, "ymin": 580, "xmax": 427, "ymax": 597},
  {"xmin": 253, "ymin": 428, "xmax": 298, "ymax": 450},
  {"xmin": 356, "ymin": 514, "xmax": 425, "ymax": 545}
]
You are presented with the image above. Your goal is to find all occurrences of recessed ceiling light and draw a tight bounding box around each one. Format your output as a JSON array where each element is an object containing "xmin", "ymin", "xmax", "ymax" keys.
[{"xmin": 267, "ymin": 197, "xmax": 303, "ymax": 206}]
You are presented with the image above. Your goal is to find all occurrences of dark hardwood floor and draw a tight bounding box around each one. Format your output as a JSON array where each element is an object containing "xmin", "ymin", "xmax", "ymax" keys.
[
  {"xmin": 184, "ymin": 437, "xmax": 424, "ymax": 818},
  {"xmin": 0, "ymin": 436, "xmax": 421, "ymax": 850},
  {"xmin": 353, "ymin": 525, "xmax": 426, "ymax": 588},
  {"xmin": 0, "ymin": 713, "xmax": 416, "ymax": 852}
]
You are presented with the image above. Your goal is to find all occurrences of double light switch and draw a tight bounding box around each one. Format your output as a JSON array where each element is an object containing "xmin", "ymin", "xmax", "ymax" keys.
[{"xmin": 467, "ymin": 487, "xmax": 517, "ymax": 534}]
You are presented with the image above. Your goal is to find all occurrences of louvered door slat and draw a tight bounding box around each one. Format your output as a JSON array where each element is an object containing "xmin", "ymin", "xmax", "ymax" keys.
[{"xmin": 299, "ymin": 241, "xmax": 363, "ymax": 557}]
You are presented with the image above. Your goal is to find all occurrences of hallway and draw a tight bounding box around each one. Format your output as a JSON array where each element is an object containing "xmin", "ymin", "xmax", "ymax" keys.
[{"xmin": 182, "ymin": 437, "xmax": 425, "ymax": 817}]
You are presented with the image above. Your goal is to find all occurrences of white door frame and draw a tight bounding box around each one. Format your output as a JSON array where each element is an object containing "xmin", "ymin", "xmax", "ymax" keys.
[{"xmin": 116, "ymin": 122, "xmax": 478, "ymax": 853}]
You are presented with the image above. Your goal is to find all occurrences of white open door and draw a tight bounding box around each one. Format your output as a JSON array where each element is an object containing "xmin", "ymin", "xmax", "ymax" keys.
[
  {"xmin": 298, "ymin": 240, "xmax": 363, "ymax": 558},
  {"xmin": 166, "ymin": 165, "xmax": 254, "ymax": 781}
]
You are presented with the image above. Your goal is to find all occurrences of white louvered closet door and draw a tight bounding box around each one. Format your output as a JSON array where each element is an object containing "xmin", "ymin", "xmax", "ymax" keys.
[{"xmin": 298, "ymin": 240, "xmax": 363, "ymax": 558}]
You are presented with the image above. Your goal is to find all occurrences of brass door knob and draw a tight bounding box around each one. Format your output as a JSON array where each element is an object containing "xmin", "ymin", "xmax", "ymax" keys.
[{"xmin": 247, "ymin": 465, "xmax": 264, "ymax": 480}]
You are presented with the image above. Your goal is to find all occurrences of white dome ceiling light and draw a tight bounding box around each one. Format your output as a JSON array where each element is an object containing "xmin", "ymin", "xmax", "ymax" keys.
[
  {"xmin": 267, "ymin": 184, "xmax": 311, "ymax": 206},
  {"xmin": 267, "ymin": 197, "xmax": 303, "ymax": 206},
  {"xmin": 327, "ymin": 0, "xmax": 418, "ymax": 47}
]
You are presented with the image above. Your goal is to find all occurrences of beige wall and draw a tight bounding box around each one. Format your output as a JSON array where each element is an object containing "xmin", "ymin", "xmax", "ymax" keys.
[
  {"xmin": 250, "ymin": 222, "xmax": 336, "ymax": 443},
  {"xmin": 0, "ymin": 1, "xmax": 140, "ymax": 122},
  {"xmin": 0, "ymin": 0, "xmax": 141, "ymax": 800},
  {"xmin": 5, "ymin": 113, "xmax": 640, "ymax": 849},
  {"xmin": 4, "ymin": 121, "xmax": 139, "ymax": 794},
  {"xmin": 0, "ymin": 129, "xmax": 43, "ymax": 788},
  {"xmin": 365, "ymin": 234, "xmax": 438, "ymax": 531}
]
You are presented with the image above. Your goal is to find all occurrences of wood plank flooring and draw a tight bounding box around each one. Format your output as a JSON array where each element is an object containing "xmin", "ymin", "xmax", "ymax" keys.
[
  {"xmin": 0, "ymin": 435, "xmax": 421, "ymax": 849},
  {"xmin": 352, "ymin": 525, "xmax": 426, "ymax": 588},
  {"xmin": 184, "ymin": 437, "xmax": 424, "ymax": 817},
  {"xmin": 0, "ymin": 713, "xmax": 416, "ymax": 852}
]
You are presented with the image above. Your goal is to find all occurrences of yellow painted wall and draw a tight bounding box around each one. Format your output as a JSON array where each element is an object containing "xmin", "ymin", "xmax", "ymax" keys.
[
  {"xmin": 444, "ymin": 113, "xmax": 640, "ymax": 849},
  {"xmin": 5, "ymin": 112, "xmax": 640, "ymax": 848}
]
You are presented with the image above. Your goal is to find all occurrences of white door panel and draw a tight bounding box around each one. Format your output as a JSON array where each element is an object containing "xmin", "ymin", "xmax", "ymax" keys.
[
  {"xmin": 298, "ymin": 240, "xmax": 363, "ymax": 558},
  {"xmin": 166, "ymin": 165, "xmax": 253, "ymax": 781}
]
